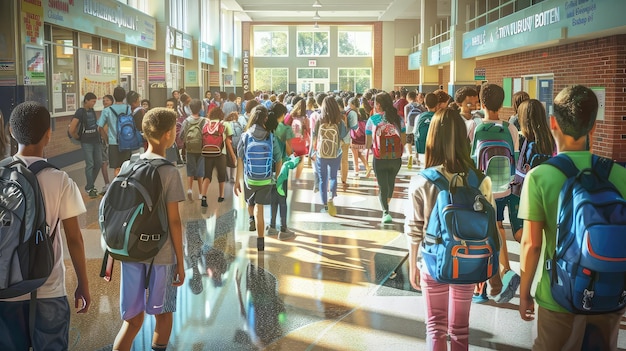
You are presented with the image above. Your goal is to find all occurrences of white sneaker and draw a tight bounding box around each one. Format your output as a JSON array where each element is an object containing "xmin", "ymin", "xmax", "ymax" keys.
[
  {"xmin": 99, "ymin": 184, "xmax": 110, "ymax": 195},
  {"xmin": 187, "ymin": 189, "xmax": 193, "ymax": 201},
  {"xmin": 198, "ymin": 194, "xmax": 203, "ymax": 200}
]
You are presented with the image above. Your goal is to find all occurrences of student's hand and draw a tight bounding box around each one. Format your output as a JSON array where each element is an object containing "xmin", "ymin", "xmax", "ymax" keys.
[
  {"xmin": 173, "ymin": 265, "xmax": 185, "ymax": 287},
  {"xmin": 519, "ymin": 294, "xmax": 535, "ymax": 321},
  {"xmin": 74, "ymin": 284, "xmax": 91, "ymax": 313},
  {"xmin": 409, "ymin": 264, "xmax": 421, "ymax": 293},
  {"xmin": 234, "ymin": 179, "xmax": 242, "ymax": 196}
]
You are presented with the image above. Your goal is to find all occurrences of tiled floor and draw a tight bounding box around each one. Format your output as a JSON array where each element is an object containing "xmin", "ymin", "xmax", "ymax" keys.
[{"xmin": 59, "ymin": 157, "xmax": 626, "ymax": 350}]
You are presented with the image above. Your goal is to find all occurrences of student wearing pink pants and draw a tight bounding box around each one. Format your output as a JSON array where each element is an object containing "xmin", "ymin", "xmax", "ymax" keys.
[{"xmin": 405, "ymin": 108, "xmax": 495, "ymax": 350}]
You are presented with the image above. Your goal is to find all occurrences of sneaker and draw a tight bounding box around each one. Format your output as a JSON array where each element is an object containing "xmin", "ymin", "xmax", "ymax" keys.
[
  {"xmin": 99, "ymin": 184, "xmax": 110, "ymax": 196},
  {"xmin": 313, "ymin": 184, "xmax": 319, "ymax": 193},
  {"xmin": 201, "ymin": 196, "xmax": 208, "ymax": 207},
  {"xmin": 187, "ymin": 189, "xmax": 193, "ymax": 201},
  {"xmin": 327, "ymin": 200, "xmax": 337, "ymax": 216},
  {"xmin": 267, "ymin": 227, "xmax": 279, "ymax": 236},
  {"xmin": 382, "ymin": 213, "xmax": 392, "ymax": 223},
  {"xmin": 352, "ymin": 171, "xmax": 360, "ymax": 178},
  {"xmin": 88, "ymin": 188, "xmax": 98, "ymax": 198},
  {"xmin": 198, "ymin": 194, "xmax": 203, "ymax": 200},
  {"xmin": 217, "ymin": 197, "xmax": 225, "ymax": 203},
  {"xmin": 249, "ymin": 217, "xmax": 256, "ymax": 231},
  {"xmin": 407, "ymin": 155, "xmax": 413, "ymax": 169},
  {"xmin": 472, "ymin": 283, "xmax": 489, "ymax": 304},
  {"xmin": 278, "ymin": 228, "xmax": 296, "ymax": 241},
  {"xmin": 257, "ymin": 237, "xmax": 265, "ymax": 251},
  {"xmin": 494, "ymin": 270, "xmax": 520, "ymax": 304}
]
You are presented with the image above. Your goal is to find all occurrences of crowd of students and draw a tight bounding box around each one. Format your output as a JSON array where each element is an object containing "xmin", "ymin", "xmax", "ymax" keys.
[{"xmin": 0, "ymin": 82, "xmax": 623, "ymax": 351}]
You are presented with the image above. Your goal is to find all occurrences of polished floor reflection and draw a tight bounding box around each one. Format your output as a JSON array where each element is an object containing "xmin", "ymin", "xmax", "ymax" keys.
[{"xmin": 60, "ymin": 159, "xmax": 626, "ymax": 351}]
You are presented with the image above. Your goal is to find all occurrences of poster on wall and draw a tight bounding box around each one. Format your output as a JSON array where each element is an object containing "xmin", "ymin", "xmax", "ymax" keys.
[
  {"xmin": 80, "ymin": 50, "xmax": 118, "ymax": 109},
  {"xmin": 65, "ymin": 93, "xmax": 76, "ymax": 112},
  {"xmin": 24, "ymin": 45, "xmax": 46, "ymax": 85}
]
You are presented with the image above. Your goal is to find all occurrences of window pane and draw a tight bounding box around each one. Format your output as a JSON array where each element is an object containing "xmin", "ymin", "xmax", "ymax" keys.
[
  {"xmin": 297, "ymin": 32, "xmax": 313, "ymax": 56},
  {"xmin": 273, "ymin": 32, "xmax": 288, "ymax": 56},
  {"xmin": 338, "ymin": 31, "xmax": 372, "ymax": 56},
  {"xmin": 298, "ymin": 69, "xmax": 313, "ymax": 79},
  {"xmin": 314, "ymin": 32, "xmax": 328, "ymax": 55},
  {"xmin": 313, "ymin": 68, "xmax": 328, "ymax": 79},
  {"xmin": 254, "ymin": 32, "xmax": 273, "ymax": 56}
]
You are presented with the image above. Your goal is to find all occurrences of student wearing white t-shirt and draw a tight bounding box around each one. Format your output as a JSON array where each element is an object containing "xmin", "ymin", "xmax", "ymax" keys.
[{"xmin": 0, "ymin": 102, "xmax": 90, "ymax": 350}]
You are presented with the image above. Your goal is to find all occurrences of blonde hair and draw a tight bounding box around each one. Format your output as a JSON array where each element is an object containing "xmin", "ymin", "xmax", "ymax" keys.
[{"xmin": 142, "ymin": 107, "xmax": 177, "ymax": 145}]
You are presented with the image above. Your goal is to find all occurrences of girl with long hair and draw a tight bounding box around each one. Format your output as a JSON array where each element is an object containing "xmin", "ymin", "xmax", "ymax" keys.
[
  {"xmin": 312, "ymin": 96, "xmax": 347, "ymax": 216},
  {"xmin": 200, "ymin": 107, "xmax": 236, "ymax": 207},
  {"xmin": 512, "ymin": 99, "xmax": 556, "ymax": 242},
  {"xmin": 366, "ymin": 92, "xmax": 406, "ymax": 223},
  {"xmin": 235, "ymin": 105, "xmax": 281, "ymax": 251},
  {"xmin": 347, "ymin": 97, "xmax": 370, "ymax": 177},
  {"xmin": 405, "ymin": 108, "xmax": 493, "ymax": 350},
  {"xmin": 285, "ymin": 97, "xmax": 309, "ymax": 179}
]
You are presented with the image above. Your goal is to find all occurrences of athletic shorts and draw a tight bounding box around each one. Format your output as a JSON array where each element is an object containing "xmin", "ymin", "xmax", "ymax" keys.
[
  {"xmin": 495, "ymin": 194, "xmax": 523, "ymax": 234},
  {"xmin": 0, "ymin": 296, "xmax": 70, "ymax": 351},
  {"xmin": 244, "ymin": 181, "xmax": 273, "ymax": 206},
  {"xmin": 203, "ymin": 154, "xmax": 227, "ymax": 182},
  {"xmin": 109, "ymin": 144, "xmax": 132, "ymax": 169},
  {"xmin": 119, "ymin": 262, "xmax": 178, "ymax": 320},
  {"xmin": 406, "ymin": 133, "xmax": 415, "ymax": 145}
]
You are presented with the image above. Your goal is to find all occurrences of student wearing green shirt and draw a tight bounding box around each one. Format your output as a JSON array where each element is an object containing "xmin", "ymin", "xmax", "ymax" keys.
[{"xmin": 518, "ymin": 85, "xmax": 626, "ymax": 350}]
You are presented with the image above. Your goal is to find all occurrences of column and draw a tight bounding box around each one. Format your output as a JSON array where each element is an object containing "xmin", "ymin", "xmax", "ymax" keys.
[
  {"xmin": 448, "ymin": 0, "xmax": 477, "ymax": 96},
  {"xmin": 381, "ymin": 21, "xmax": 395, "ymax": 91},
  {"xmin": 419, "ymin": 0, "xmax": 439, "ymax": 93},
  {"xmin": 149, "ymin": 1, "xmax": 170, "ymax": 105}
]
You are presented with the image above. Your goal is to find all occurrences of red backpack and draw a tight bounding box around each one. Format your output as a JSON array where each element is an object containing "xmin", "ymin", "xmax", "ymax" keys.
[
  {"xmin": 202, "ymin": 120, "xmax": 225, "ymax": 157},
  {"xmin": 372, "ymin": 119, "xmax": 402, "ymax": 159}
]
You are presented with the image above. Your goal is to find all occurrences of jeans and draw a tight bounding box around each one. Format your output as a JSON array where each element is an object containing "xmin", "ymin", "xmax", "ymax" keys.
[
  {"xmin": 421, "ymin": 270, "xmax": 474, "ymax": 351},
  {"xmin": 82, "ymin": 142, "xmax": 102, "ymax": 191},
  {"xmin": 316, "ymin": 154, "xmax": 341, "ymax": 205},
  {"xmin": 372, "ymin": 157, "xmax": 402, "ymax": 214},
  {"xmin": 271, "ymin": 180, "xmax": 288, "ymax": 229}
]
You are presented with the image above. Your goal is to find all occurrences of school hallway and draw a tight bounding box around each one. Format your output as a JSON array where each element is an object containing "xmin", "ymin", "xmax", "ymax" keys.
[{"xmin": 59, "ymin": 158, "xmax": 626, "ymax": 351}]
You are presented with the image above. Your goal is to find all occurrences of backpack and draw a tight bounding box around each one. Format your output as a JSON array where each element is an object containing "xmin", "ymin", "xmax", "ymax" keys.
[
  {"xmin": 415, "ymin": 111, "xmax": 433, "ymax": 154},
  {"xmin": 67, "ymin": 110, "xmax": 85, "ymax": 145},
  {"xmin": 175, "ymin": 115, "xmax": 186, "ymax": 149},
  {"xmin": 202, "ymin": 120, "xmax": 225, "ymax": 157},
  {"xmin": 243, "ymin": 132, "xmax": 274, "ymax": 180},
  {"xmin": 420, "ymin": 168, "xmax": 500, "ymax": 284},
  {"xmin": 372, "ymin": 119, "xmax": 402, "ymax": 159},
  {"xmin": 99, "ymin": 157, "xmax": 172, "ymax": 262},
  {"xmin": 511, "ymin": 138, "xmax": 552, "ymax": 196},
  {"xmin": 471, "ymin": 121, "xmax": 515, "ymax": 196},
  {"xmin": 406, "ymin": 103, "xmax": 423, "ymax": 128},
  {"xmin": 350, "ymin": 119, "xmax": 366, "ymax": 145},
  {"xmin": 544, "ymin": 154, "xmax": 626, "ymax": 314},
  {"xmin": 317, "ymin": 122, "xmax": 339, "ymax": 159},
  {"xmin": 184, "ymin": 118, "xmax": 204, "ymax": 154},
  {"xmin": 231, "ymin": 120, "xmax": 244, "ymax": 151},
  {"xmin": 0, "ymin": 157, "xmax": 58, "ymax": 299},
  {"xmin": 113, "ymin": 106, "xmax": 143, "ymax": 151},
  {"xmin": 290, "ymin": 116, "xmax": 308, "ymax": 156}
]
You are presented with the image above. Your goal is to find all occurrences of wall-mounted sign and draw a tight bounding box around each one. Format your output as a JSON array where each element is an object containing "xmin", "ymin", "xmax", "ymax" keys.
[
  {"xmin": 167, "ymin": 26, "xmax": 192, "ymax": 59},
  {"xmin": 474, "ymin": 68, "xmax": 486, "ymax": 80},
  {"xmin": 242, "ymin": 50, "xmax": 250, "ymax": 91},
  {"xmin": 200, "ymin": 42, "xmax": 214, "ymax": 65},
  {"xmin": 428, "ymin": 40, "xmax": 452, "ymax": 66},
  {"xmin": 308, "ymin": 60, "xmax": 317, "ymax": 67},
  {"xmin": 408, "ymin": 50, "xmax": 421, "ymax": 70}
]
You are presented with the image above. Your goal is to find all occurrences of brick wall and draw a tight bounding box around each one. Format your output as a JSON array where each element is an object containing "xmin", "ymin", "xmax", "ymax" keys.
[
  {"xmin": 394, "ymin": 56, "xmax": 419, "ymax": 86},
  {"xmin": 45, "ymin": 115, "xmax": 81, "ymax": 158},
  {"xmin": 477, "ymin": 34, "xmax": 626, "ymax": 161}
]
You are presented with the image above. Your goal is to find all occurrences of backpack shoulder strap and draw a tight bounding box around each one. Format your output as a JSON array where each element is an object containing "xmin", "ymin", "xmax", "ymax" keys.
[
  {"xmin": 467, "ymin": 169, "xmax": 484, "ymax": 188},
  {"xmin": 545, "ymin": 153, "xmax": 579, "ymax": 178},
  {"xmin": 28, "ymin": 160, "xmax": 59, "ymax": 175},
  {"xmin": 110, "ymin": 106, "xmax": 119, "ymax": 118},
  {"xmin": 592, "ymin": 154, "xmax": 614, "ymax": 180},
  {"xmin": 420, "ymin": 168, "xmax": 449, "ymax": 192}
]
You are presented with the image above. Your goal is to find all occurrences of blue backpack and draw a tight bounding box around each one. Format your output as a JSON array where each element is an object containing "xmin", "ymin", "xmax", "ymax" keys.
[
  {"xmin": 112, "ymin": 106, "xmax": 143, "ymax": 151},
  {"xmin": 545, "ymin": 154, "xmax": 626, "ymax": 314},
  {"xmin": 420, "ymin": 168, "xmax": 500, "ymax": 284},
  {"xmin": 243, "ymin": 133, "xmax": 274, "ymax": 180}
]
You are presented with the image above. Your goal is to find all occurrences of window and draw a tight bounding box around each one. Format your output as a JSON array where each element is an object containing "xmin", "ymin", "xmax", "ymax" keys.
[
  {"xmin": 297, "ymin": 31, "xmax": 329, "ymax": 56},
  {"xmin": 253, "ymin": 31, "xmax": 288, "ymax": 57},
  {"xmin": 169, "ymin": 0, "xmax": 187, "ymax": 32},
  {"xmin": 254, "ymin": 68, "xmax": 288, "ymax": 93},
  {"xmin": 297, "ymin": 68, "xmax": 329, "ymax": 79},
  {"xmin": 338, "ymin": 31, "xmax": 372, "ymax": 56},
  {"xmin": 338, "ymin": 68, "xmax": 371, "ymax": 93}
]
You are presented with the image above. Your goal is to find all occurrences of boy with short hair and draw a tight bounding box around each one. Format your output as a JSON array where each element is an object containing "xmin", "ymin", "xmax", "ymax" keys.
[
  {"xmin": 98, "ymin": 86, "xmax": 131, "ymax": 176},
  {"xmin": 469, "ymin": 83, "xmax": 520, "ymax": 304},
  {"xmin": 0, "ymin": 102, "xmax": 91, "ymax": 350},
  {"xmin": 413, "ymin": 93, "xmax": 439, "ymax": 167},
  {"xmin": 518, "ymin": 85, "xmax": 626, "ymax": 349},
  {"xmin": 180, "ymin": 99, "xmax": 206, "ymax": 200},
  {"xmin": 112, "ymin": 107, "xmax": 186, "ymax": 351}
]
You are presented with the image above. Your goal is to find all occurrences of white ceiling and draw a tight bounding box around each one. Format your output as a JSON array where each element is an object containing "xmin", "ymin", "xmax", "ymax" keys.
[{"xmin": 223, "ymin": 0, "xmax": 452, "ymax": 23}]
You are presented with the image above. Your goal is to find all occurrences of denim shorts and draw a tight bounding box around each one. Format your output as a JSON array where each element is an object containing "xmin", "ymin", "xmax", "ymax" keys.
[{"xmin": 495, "ymin": 193, "xmax": 523, "ymax": 233}]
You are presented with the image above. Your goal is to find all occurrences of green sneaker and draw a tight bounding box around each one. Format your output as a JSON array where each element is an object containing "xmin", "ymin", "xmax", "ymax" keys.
[{"xmin": 382, "ymin": 213, "xmax": 392, "ymax": 223}]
